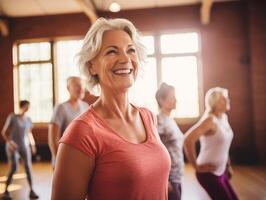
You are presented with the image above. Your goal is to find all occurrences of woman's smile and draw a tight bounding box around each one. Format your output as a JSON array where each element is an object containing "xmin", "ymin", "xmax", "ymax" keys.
[{"xmin": 113, "ymin": 68, "xmax": 133, "ymax": 75}]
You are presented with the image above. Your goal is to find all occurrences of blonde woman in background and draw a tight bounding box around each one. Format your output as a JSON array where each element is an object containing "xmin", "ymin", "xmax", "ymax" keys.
[
  {"xmin": 184, "ymin": 87, "xmax": 239, "ymax": 200},
  {"xmin": 155, "ymin": 82, "xmax": 184, "ymax": 200}
]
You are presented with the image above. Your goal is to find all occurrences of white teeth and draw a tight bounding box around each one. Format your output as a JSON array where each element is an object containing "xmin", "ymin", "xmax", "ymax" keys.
[{"xmin": 113, "ymin": 69, "xmax": 132, "ymax": 75}]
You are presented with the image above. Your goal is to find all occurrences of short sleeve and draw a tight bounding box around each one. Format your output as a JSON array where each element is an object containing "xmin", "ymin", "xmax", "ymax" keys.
[
  {"xmin": 28, "ymin": 117, "xmax": 33, "ymax": 129},
  {"xmin": 139, "ymin": 107, "xmax": 162, "ymax": 141},
  {"xmin": 59, "ymin": 120, "xmax": 99, "ymax": 159},
  {"xmin": 156, "ymin": 115, "xmax": 165, "ymax": 136},
  {"xmin": 50, "ymin": 104, "xmax": 65, "ymax": 129}
]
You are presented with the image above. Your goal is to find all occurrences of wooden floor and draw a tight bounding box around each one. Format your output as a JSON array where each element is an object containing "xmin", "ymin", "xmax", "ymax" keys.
[{"xmin": 0, "ymin": 162, "xmax": 265, "ymax": 200}]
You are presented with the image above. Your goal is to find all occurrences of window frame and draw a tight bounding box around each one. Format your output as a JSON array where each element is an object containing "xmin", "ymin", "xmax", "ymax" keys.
[
  {"xmin": 13, "ymin": 36, "xmax": 83, "ymax": 126},
  {"xmin": 142, "ymin": 29, "xmax": 204, "ymax": 124},
  {"xmin": 13, "ymin": 31, "xmax": 203, "ymax": 125}
]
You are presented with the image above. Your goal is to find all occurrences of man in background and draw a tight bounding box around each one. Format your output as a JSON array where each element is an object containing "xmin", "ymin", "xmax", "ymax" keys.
[{"xmin": 48, "ymin": 76, "xmax": 88, "ymax": 168}]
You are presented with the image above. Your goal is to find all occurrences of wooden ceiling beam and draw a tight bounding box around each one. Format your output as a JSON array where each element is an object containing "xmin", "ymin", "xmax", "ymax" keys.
[
  {"xmin": 201, "ymin": 0, "xmax": 213, "ymax": 25},
  {"xmin": 75, "ymin": 0, "xmax": 98, "ymax": 23}
]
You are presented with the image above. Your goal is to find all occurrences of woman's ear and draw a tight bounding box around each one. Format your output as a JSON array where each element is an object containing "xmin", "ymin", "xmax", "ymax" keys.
[{"xmin": 88, "ymin": 61, "xmax": 97, "ymax": 75}]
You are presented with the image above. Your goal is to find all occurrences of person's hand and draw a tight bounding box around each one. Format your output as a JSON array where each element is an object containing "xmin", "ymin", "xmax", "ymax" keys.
[
  {"xmin": 31, "ymin": 145, "xmax": 37, "ymax": 155},
  {"xmin": 226, "ymin": 163, "xmax": 233, "ymax": 179},
  {"xmin": 7, "ymin": 140, "xmax": 18, "ymax": 151},
  {"xmin": 196, "ymin": 163, "xmax": 217, "ymax": 173},
  {"xmin": 168, "ymin": 182, "xmax": 174, "ymax": 193}
]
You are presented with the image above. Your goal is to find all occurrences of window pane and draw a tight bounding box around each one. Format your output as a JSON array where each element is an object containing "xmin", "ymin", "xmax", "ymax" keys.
[
  {"xmin": 141, "ymin": 36, "xmax": 154, "ymax": 55},
  {"xmin": 18, "ymin": 42, "xmax": 51, "ymax": 62},
  {"xmin": 162, "ymin": 56, "xmax": 199, "ymax": 118},
  {"xmin": 55, "ymin": 40, "xmax": 83, "ymax": 103},
  {"xmin": 161, "ymin": 33, "xmax": 198, "ymax": 54},
  {"xmin": 19, "ymin": 64, "xmax": 53, "ymax": 122},
  {"xmin": 129, "ymin": 57, "xmax": 158, "ymax": 113}
]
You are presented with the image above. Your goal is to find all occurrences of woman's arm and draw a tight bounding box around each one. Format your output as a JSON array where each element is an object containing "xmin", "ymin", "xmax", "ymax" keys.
[
  {"xmin": 184, "ymin": 116, "xmax": 216, "ymax": 170},
  {"xmin": 48, "ymin": 123, "xmax": 60, "ymax": 161},
  {"xmin": 28, "ymin": 130, "xmax": 37, "ymax": 155},
  {"xmin": 51, "ymin": 143, "xmax": 95, "ymax": 200},
  {"xmin": 1, "ymin": 115, "xmax": 18, "ymax": 151}
]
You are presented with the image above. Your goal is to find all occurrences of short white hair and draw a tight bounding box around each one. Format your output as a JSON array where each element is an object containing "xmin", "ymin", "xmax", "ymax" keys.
[
  {"xmin": 77, "ymin": 18, "xmax": 147, "ymax": 92},
  {"xmin": 205, "ymin": 87, "xmax": 228, "ymax": 112},
  {"xmin": 66, "ymin": 76, "xmax": 81, "ymax": 87},
  {"xmin": 155, "ymin": 82, "xmax": 175, "ymax": 108}
]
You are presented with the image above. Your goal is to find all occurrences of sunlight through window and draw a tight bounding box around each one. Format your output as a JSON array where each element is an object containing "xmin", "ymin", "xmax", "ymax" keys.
[
  {"xmin": 56, "ymin": 40, "xmax": 83, "ymax": 103},
  {"xmin": 162, "ymin": 56, "xmax": 199, "ymax": 118},
  {"xmin": 19, "ymin": 42, "xmax": 50, "ymax": 62},
  {"xmin": 130, "ymin": 58, "xmax": 157, "ymax": 113},
  {"xmin": 161, "ymin": 33, "xmax": 198, "ymax": 54},
  {"xmin": 141, "ymin": 36, "xmax": 154, "ymax": 55},
  {"xmin": 19, "ymin": 63, "xmax": 53, "ymax": 122}
]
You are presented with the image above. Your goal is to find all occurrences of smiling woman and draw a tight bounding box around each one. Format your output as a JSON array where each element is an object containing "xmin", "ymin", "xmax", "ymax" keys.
[
  {"xmin": 89, "ymin": 29, "xmax": 139, "ymax": 94},
  {"xmin": 51, "ymin": 18, "xmax": 171, "ymax": 200}
]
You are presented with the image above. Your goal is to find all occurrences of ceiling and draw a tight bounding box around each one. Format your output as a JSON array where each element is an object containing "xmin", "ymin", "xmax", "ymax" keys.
[{"xmin": 0, "ymin": 0, "xmax": 235, "ymax": 17}]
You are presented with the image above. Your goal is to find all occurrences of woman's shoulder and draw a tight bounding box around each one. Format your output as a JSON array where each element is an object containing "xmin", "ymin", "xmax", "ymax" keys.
[
  {"xmin": 136, "ymin": 106, "xmax": 153, "ymax": 115},
  {"xmin": 7, "ymin": 113, "xmax": 15, "ymax": 118},
  {"xmin": 61, "ymin": 108, "xmax": 97, "ymax": 142},
  {"xmin": 73, "ymin": 106, "xmax": 97, "ymax": 126},
  {"xmin": 136, "ymin": 106, "xmax": 155, "ymax": 118}
]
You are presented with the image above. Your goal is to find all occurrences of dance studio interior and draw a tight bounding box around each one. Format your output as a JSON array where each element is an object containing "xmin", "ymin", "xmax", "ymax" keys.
[{"xmin": 0, "ymin": 0, "xmax": 265, "ymax": 199}]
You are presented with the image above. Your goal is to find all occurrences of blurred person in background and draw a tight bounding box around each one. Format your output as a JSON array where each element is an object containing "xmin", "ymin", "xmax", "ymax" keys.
[
  {"xmin": 156, "ymin": 82, "xmax": 184, "ymax": 200},
  {"xmin": 1, "ymin": 100, "xmax": 39, "ymax": 199},
  {"xmin": 184, "ymin": 87, "xmax": 239, "ymax": 200},
  {"xmin": 48, "ymin": 76, "xmax": 88, "ymax": 168}
]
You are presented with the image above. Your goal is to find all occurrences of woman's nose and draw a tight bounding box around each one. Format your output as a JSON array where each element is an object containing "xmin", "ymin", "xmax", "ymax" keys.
[{"xmin": 119, "ymin": 51, "xmax": 131, "ymax": 63}]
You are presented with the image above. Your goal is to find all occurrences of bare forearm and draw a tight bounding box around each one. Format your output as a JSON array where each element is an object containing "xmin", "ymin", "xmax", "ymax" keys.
[
  {"xmin": 184, "ymin": 140, "xmax": 197, "ymax": 168},
  {"xmin": 1, "ymin": 130, "xmax": 10, "ymax": 142},
  {"xmin": 28, "ymin": 132, "xmax": 36, "ymax": 146},
  {"xmin": 48, "ymin": 124, "xmax": 60, "ymax": 157},
  {"xmin": 49, "ymin": 140, "xmax": 59, "ymax": 156}
]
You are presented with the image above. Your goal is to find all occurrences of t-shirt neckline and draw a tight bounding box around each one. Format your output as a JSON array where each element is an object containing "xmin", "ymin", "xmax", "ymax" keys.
[{"xmin": 89, "ymin": 105, "xmax": 150, "ymax": 145}]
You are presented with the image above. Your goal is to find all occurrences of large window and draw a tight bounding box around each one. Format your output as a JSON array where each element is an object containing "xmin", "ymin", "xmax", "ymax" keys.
[
  {"xmin": 15, "ymin": 39, "xmax": 83, "ymax": 123},
  {"xmin": 130, "ymin": 32, "xmax": 201, "ymax": 118},
  {"xmin": 16, "ymin": 42, "xmax": 53, "ymax": 122},
  {"xmin": 15, "ymin": 32, "xmax": 200, "ymax": 122},
  {"xmin": 55, "ymin": 40, "xmax": 83, "ymax": 103}
]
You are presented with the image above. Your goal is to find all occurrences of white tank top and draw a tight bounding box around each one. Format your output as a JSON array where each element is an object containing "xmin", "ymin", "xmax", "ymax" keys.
[{"xmin": 196, "ymin": 113, "xmax": 234, "ymax": 176}]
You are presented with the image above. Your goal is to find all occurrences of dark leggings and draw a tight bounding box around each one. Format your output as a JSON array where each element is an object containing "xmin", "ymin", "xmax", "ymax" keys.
[
  {"xmin": 5, "ymin": 145, "xmax": 33, "ymax": 190},
  {"xmin": 168, "ymin": 181, "xmax": 182, "ymax": 200},
  {"xmin": 196, "ymin": 171, "xmax": 239, "ymax": 200}
]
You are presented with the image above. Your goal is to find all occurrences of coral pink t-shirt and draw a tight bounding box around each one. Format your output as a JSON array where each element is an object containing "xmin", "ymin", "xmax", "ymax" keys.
[{"xmin": 60, "ymin": 106, "xmax": 170, "ymax": 200}]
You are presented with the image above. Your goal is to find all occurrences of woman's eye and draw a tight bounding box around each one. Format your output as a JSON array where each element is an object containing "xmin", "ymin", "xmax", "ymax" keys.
[
  {"xmin": 128, "ymin": 48, "xmax": 136, "ymax": 54},
  {"xmin": 106, "ymin": 49, "xmax": 117, "ymax": 55}
]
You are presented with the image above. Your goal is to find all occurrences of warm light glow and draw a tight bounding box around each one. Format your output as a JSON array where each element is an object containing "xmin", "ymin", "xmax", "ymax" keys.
[
  {"xmin": 162, "ymin": 56, "xmax": 199, "ymax": 118},
  {"xmin": 0, "ymin": 173, "xmax": 25, "ymax": 193},
  {"xmin": 109, "ymin": 2, "xmax": 121, "ymax": 12},
  {"xmin": 141, "ymin": 36, "xmax": 154, "ymax": 55},
  {"xmin": 129, "ymin": 58, "xmax": 157, "ymax": 113},
  {"xmin": 56, "ymin": 40, "xmax": 83, "ymax": 103},
  {"xmin": 161, "ymin": 33, "xmax": 198, "ymax": 54},
  {"xmin": 19, "ymin": 63, "xmax": 53, "ymax": 122}
]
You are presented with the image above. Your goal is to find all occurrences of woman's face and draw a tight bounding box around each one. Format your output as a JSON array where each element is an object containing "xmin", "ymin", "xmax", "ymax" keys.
[
  {"xmin": 67, "ymin": 78, "xmax": 85, "ymax": 100},
  {"xmin": 90, "ymin": 30, "xmax": 139, "ymax": 93},
  {"xmin": 21, "ymin": 104, "xmax": 30, "ymax": 113},
  {"xmin": 160, "ymin": 89, "xmax": 177, "ymax": 111},
  {"xmin": 214, "ymin": 94, "xmax": 230, "ymax": 113}
]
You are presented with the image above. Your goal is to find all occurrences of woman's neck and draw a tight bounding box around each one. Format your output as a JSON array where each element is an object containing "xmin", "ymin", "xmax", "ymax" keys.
[
  {"xmin": 160, "ymin": 108, "xmax": 171, "ymax": 117},
  {"xmin": 93, "ymin": 91, "xmax": 132, "ymax": 120},
  {"xmin": 18, "ymin": 110, "xmax": 25, "ymax": 116},
  {"xmin": 211, "ymin": 109, "xmax": 223, "ymax": 118}
]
